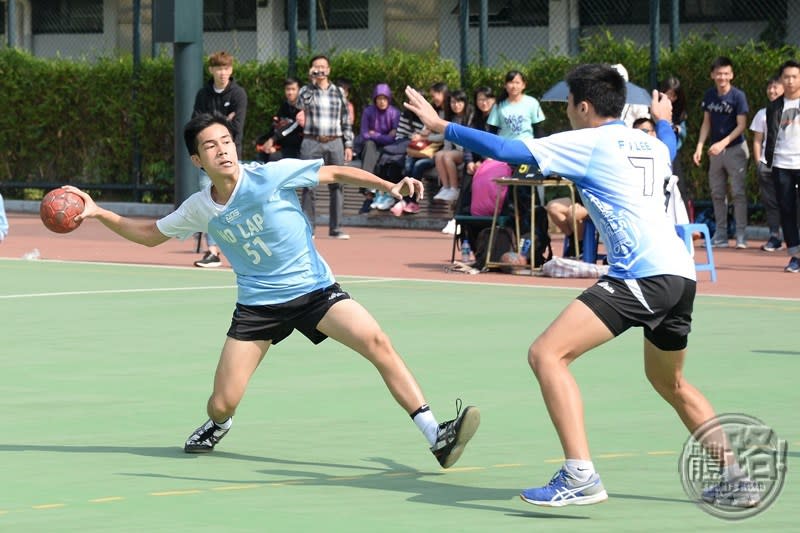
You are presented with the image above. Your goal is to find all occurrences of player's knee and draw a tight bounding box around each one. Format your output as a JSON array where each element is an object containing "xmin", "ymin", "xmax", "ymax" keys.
[
  {"xmin": 208, "ymin": 393, "xmax": 239, "ymax": 418},
  {"xmin": 527, "ymin": 342, "xmax": 548, "ymax": 376}
]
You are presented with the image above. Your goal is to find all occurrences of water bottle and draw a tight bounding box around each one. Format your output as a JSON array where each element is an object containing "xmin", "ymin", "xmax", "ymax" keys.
[
  {"xmin": 520, "ymin": 237, "xmax": 531, "ymax": 256},
  {"xmin": 461, "ymin": 239, "xmax": 472, "ymax": 263}
]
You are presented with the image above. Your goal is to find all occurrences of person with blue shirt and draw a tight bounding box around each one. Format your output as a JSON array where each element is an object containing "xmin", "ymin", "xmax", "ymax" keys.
[
  {"xmin": 692, "ymin": 56, "xmax": 750, "ymax": 249},
  {"xmin": 63, "ymin": 113, "xmax": 479, "ymax": 469},
  {"xmin": 405, "ymin": 64, "xmax": 759, "ymax": 509}
]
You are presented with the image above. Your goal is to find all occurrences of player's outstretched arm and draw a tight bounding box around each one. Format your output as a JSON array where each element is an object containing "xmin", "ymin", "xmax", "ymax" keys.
[
  {"xmin": 64, "ymin": 186, "xmax": 170, "ymax": 247},
  {"xmin": 318, "ymin": 166, "xmax": 424, "ymax": 201}
]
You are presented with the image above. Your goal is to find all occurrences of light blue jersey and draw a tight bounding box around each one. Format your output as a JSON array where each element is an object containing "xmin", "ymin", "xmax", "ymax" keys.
[
  {"xmin": 522, "ymin": 121, "xmax": 695, "ymax": 280},
  {"xmin": 157, "ymin": 159, "xmax": 336, "ymax": 304}
]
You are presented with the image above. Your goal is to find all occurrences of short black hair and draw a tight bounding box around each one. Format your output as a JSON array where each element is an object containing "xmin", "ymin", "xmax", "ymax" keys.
[
  {"xmin": 565, "ymin": 63, "xmax": 625, "ymax": 119},
  {"xmin": 184, "ymin": 113, "xmax": 236, "ymax": 156},
  {"xmin": 632, "ymin": 117, "xmax": 655, "ymax": 130},
  {"xmin": 710, "ymin": 56, "xmax": 734, "ymax": 72},
  {"xmin": 284, "ymin": 76, "xmax": 300, "ymax": 87},
  {"xmin": 309, "ymin": 54, "xmax": 329, "ymax": 67},
  {"xmin": 777, "ymin": 59, "xmax": 800, "ymax": 78}
]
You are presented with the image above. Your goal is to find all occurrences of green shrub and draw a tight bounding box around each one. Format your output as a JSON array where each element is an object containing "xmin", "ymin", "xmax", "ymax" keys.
[{"xmin": 1, "ymin": 36, "xmax": 799, "ymax": 211}]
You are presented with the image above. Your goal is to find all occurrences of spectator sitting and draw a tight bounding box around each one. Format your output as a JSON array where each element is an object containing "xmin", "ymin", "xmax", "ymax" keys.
[
  {"xmin": 432, "ymin": 89, "xmax": 474, "ymax": 203},
  {"xmin": 393, "ymin": 82, "xmax": 450, "ymax": 215},
  {"xmin": 354, "ymin": 83, "xmax": 401, "ymax": 212},
  {"xmin": 371, "ymin": 103, "xmax": 425, "ymax": 211},
  {"xmin": 441, "ymin": 86, "xmax": 497, "ymax": 235},
  {"xmin": 255, "ymin": 77, "xmax": 304, "ymax": 162}
]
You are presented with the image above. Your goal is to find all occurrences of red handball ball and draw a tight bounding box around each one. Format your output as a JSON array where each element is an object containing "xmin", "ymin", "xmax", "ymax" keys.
[{"xmin": 40, "ymin": 188, "xmax": 85, "ymax": 234}]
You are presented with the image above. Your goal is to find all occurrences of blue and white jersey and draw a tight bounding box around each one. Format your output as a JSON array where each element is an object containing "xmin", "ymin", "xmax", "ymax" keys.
[
  {"xmin": 522, "ymin": 121, "xmax": 695, "ymax": 280},
  {"xmin": 157, "ymin": 159, "xmax": 336, "ymax": 304}
]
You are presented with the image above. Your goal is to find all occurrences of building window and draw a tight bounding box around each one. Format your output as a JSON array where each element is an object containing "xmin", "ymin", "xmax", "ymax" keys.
[
  {"xmin": 32, "ymin": 0, "xmax": 103, "ymax": 34},
  {"xmin": 580, "ymin": 0, "xmax": 786, "ymax": 25},
  {"xmin": 205, "ymin": 0, "xmax": 257, "ymax": 31},
  {"xmin": 452, "ymin": 0, "xmax": 549, "ymax": 27},
  {"xmin": 285, "ymin": 0, "xmax": 369, "ymax": 30}
]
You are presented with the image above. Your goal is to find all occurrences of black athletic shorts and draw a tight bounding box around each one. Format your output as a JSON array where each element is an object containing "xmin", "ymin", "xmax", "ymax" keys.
[
  {"xmin": 577, "ymin": 275, "xmax": 696, "ymax": 351},
  {"xmin": 226, "ymin": 283, "xmax": 351, "ymax": 345}
]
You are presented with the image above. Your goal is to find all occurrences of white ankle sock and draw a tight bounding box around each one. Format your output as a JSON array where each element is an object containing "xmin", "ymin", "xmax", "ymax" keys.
[
  {"xmin": 564, "ymin": 459, "xmax": 595, "ymax": 481},
  {"xmin": 214, "ymin": 417, "xmax": 232, "ymax": 430},
  {"xmin": 411, "ymin": 405, "xmax": 439, "ymax": 446}
]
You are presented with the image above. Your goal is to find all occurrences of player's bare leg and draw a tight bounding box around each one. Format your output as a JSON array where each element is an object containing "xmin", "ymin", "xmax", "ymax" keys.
[
  {"xmin": 184, "ymin": 338, "xmax": 270, "ymax": 453},
  {"xmin": 521, "ymin": 299, "xmax": 614, "ymax": 506},
  {"xmin": 643, "ymin": 340, "xmax": 759, "ymax": 506},
  {"xmin": 317, "ymin": 299, "xmax": 480, "ymax": 468}
]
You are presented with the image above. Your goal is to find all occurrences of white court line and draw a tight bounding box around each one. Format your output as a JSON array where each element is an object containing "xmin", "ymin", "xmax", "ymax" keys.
[
  {"xmin": 0, "ymin": 285, "xmax": 235, "ymax": 299},
  {"xmin": 2, "ymin": 258, "xmax": 799, "ymax": 302}
]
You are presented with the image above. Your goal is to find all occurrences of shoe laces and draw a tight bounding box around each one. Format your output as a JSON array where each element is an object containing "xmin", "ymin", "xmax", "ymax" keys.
[{"xmin": 548, "ymin": 469, "xmax": 569, "ymax": 487}]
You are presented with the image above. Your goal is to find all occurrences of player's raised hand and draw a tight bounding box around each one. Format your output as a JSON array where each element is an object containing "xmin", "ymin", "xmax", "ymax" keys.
[
  {"xmin": 62, "ymin": 185, "xmax": 99, "ymax": 222},
  {"xmin": 650, "ymin": 90, "xmax": 672, "ymax": 123},
  {"xmin": 390, "ymin": 177, "xmax": 424, "ymax": 201},
  {"xmin": 404, "ymin": 87, "xmax": 448, "ymax": 134}
]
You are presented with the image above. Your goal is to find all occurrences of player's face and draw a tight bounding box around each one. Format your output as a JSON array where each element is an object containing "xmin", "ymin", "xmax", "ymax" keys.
[
  {"xmin": 209, "ymin": 65, "xmax": 233, "ymax": 89},
  {"xmin": 284, "ymin": 82, "xmax": 300, "ymax": 103},
  {"xmin": 780, "ymin": 67, "xmax": 800, "ymax": 98},
  {"xmin": 193, "ymin": 123, "xmax": 238, "ymax": 177},
  {"xmin": 566, "ymin": 93, "xmax": 589, "ymax": 129},
  {"xmin": 711, "ymin": 66, "xmax": 733, "ymax": 90}
]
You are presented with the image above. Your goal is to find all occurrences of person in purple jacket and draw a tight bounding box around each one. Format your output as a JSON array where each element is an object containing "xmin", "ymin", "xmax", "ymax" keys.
[{"xmin": 355, "ymin": 83, "xmax": 401, "ymax": 211}]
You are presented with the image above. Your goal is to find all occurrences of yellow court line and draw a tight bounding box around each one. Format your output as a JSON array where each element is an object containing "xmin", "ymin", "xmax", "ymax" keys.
[
  {"xmin": 4, "ymin": 449, "xmax": 698, "ymax": 517},
  {"xmin": 89, "ymin": 497, "xmax": 124, "ymax": 503},
  {"xmin": 211, "ymin": 484, "xmax": 260, "ymax": 492}
]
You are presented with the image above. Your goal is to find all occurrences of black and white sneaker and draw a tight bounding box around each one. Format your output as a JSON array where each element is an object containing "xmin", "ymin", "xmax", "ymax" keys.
[
  {"xmin": 194, "ymin": 252, "xmax": 221, "ymax": 268},
  {"xmin": 430, "ymin": 400, "xmax": 480, "ymax": 468},
  {"xmin": 184, "ymin": 418, "xmax": 231, "ymax": 453}
]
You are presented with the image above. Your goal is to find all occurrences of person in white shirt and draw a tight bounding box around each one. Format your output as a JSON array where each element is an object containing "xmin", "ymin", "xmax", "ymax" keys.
[{"xmin": 749, "ymin": 76, "xmax": 784, "ymax": 252}]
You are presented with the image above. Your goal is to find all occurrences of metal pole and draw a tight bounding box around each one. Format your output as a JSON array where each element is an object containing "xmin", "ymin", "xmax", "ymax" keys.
[
  {"xmin": 7, "ymin": 0, "xmax": 16, "ymax": 47},
  {"xmin": 459, "ymin": 0, "xmax": 469, "ymax": 87},
  {"xmin": 649, "ymin": 0, "xmax": 660, "ymax": 90},
  {"xmin": 479, "ymin": 0, "xmax": 488, "ymax": 67},
  {"xmin": 132, "ymin": 0, "xmax": 143, "ymax": 201},
  {"xmin": 307, "ymin": 0, "xmax": 316, "ymax": 52},
  {"xmin": 670, "ymin": 0, "xmax": 679, "ymax": 51},
  {"xmin": 288, "ymin": 0, "xmax": 298, "ymax": 76},
  {"xmin": 174, "ymin": 40, "xmax": 204, "ymax": 206}
]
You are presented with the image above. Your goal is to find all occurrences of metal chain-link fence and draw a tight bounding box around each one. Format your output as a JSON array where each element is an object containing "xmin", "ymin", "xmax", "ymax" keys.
[{"xmin": 2, "ymin": 1, "xmax": 792, "ymax": 65}]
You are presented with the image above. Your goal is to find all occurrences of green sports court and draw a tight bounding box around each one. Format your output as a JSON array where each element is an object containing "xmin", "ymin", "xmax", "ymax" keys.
[{"xmin": 0, "ymin": 258, "xmax": 795, "ymax": 532}]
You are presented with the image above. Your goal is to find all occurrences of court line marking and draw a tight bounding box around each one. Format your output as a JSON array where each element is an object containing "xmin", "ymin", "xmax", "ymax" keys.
[
  {"xmin": 0, "ymin": 450, "xmax": 681, "ymax": 517},
  {"xmin": 2, "ymin": 256, "xmax": 799, "ymax": 302}
]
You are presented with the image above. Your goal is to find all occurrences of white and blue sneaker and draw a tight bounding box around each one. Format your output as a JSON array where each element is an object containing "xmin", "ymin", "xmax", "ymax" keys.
[
  {"xmin": 520, "ymin": 468, "xmax": 608, "ymax": 507},
  {"xmin": 701, "ymin": 476, "xmax": 761, "ymax": 508}
]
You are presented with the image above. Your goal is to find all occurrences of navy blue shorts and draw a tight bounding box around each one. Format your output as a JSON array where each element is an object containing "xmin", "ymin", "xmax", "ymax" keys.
[
  {"xmin": 226, "ymin": 283, "xmax": 351, "ymax": 345},
  {"xmin": 577, "ymin": 275, "xmax": 695, "ymax": 351}
]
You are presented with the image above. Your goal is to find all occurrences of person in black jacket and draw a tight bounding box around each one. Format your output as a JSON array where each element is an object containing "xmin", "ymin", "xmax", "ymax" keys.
[
  {"xmin": 192, "ymin": 51, "xmax": 249, "ymax": 268},
  {"xmin": 764, "ymin": 59, "xmax": 800, "ymax": 273},
  {"xmin": 255, "ymin": 77, "xmax": 304, "ymax": 162}
]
